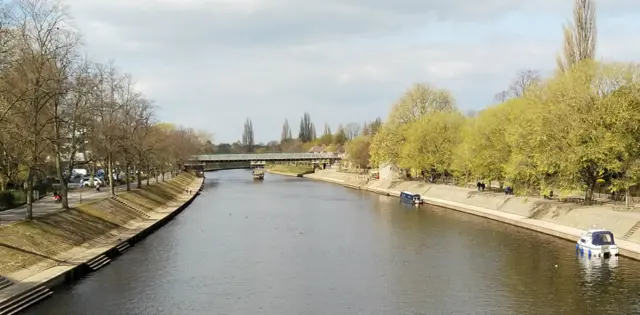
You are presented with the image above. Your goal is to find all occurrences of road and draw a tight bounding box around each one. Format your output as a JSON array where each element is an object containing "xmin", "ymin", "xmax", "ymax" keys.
[{"xmin": 0, "ymin": 173, "xmax": 174, "ymax": 225}]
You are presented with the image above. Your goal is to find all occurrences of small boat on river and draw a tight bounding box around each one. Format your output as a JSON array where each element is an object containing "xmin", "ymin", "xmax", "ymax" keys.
[
  {"xmin": 576, "ymin": 227, "xmax": 619, "ymax": 259},
  {"xmin": 253, "ymin": 168, "xmax": 265, "ymax": 180},
  {"xmin": 400, "ymin": 191, "xmax": 423, "ymax": 205}
]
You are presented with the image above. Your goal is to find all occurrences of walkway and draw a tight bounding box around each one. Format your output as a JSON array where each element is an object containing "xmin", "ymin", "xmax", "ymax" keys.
[{"xmin": 0, "ymin": 174, "xmax": 174, "ymax": 225}]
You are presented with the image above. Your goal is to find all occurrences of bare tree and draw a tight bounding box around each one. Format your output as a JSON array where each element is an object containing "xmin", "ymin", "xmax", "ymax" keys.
[
  {"xmin": 557, "ymin": 0, "xmax": 597, "ymax": 72},
  {"xmin": 345, "ymin": 122, "xmax": 361, "ymax": 140},
  {"xmin": 494, "ymin": 69, "xmax": 541, "ymax": 102},
  {"xmin": 4, "ymin": 0, "xmax": 78, "ymax": 219}
]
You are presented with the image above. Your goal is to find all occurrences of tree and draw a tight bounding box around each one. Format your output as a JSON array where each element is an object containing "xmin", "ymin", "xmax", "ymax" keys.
[
  {"xmin": 280, "ymin": 119, "xmax": 292, "ymax": 142},
  {"xmin": 345, "ymin": 136, "xmax": 371, "ymax": 169},
  {"xmin": 317, "ymin": 122, "xmax": 333, "ymax": 145},
  {"xmin": 398, "ymin": 111, "xmax": 465, "ymax": 178},
  {"xmin": 345, "ymin": 122, "xmax": 361, "ymax": 140},
  {"xmin": 298, "ymin": 112, "xmax": 314, "ymax": 142},
  {"xmin": 503, "ymin": 61, "xmax": 640, "ymax": 201},
  {"xmin": 453, "ymin": 101, "xmax": 515, "ymax": 186},
  {"xmin": 495, "ymin": 69, "xmax": 541, "ymax": 101},
  {"xmin": 4, "ymin": 0, "xmax": 79, "ymax": 218},
  {"xmin": 323, "ymin": 123, "xmax": 331, "ymax": 136},
  {"xmin": 51, "ymin": 59, "xmax": 97, "ymax": 207},
  {"xmin": 387, "ymin": 83, "xmax": 456, "ymax": 125},
  {"xmin": 556, "ymin": 0, "xmax": 597, "ymax": 72},
  {"xmin": 333, "ymin": 124, "xmax": 348, "ymax": 146},
  {"xmin": 242, "ymin": 118, "xmax": 254, "ymax": 152},
  {"xmin": 369, "ymin": 124, "xmax": 405, "ymax": 166}
]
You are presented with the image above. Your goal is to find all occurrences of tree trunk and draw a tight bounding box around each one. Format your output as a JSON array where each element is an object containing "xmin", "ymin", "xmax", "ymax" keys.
[
  {"xmin": 54, "ymin": 155, "xmax": 69, "ymax": 209},
  {"xmin": 125, "ymin": 162, "xmax": 131, "ymax": 191},
  {"xmin": 89, "ymin": 165, "xmax": 95, "ymax": 187},
  {"xmin": 162, "ymin": 171, "xmax": 165, "ymax": 182},
  {"xmin": 585, "ymin": 179, "xmax": 596, "ymax": 204},
  {"xmin": 108, "ymin": 154, "xmax": 115, "ymax": 196},
  {"xmin": 136, "ymin": 163, "xmax": 142, "ymax": 189},
  {"xmin": 25, "ymin": 169, "xmax": 34, "ymax": 220},
  {"xmin": 626, "ymin": 188, "xmax": 631, "ymax": 209},
  {"xmin": 146, "ymin": 165, "xmax": 150, "ymax": 186}
]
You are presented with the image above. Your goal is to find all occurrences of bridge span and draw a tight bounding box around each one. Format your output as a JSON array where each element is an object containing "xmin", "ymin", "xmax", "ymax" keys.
[
  {"xmin": 191, "ymin": 153, "xmax": 342, "ymax": 162},
  {"xmin": 185, "ymin": 153, "xmax": 343, "ymax": 172}
]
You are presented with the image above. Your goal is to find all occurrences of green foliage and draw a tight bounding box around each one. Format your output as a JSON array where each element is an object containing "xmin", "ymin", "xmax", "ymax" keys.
[
  {"xmin": 345, "ymin": 135, "xmax": 371, "ymax": 168},
  {"xmin": 346, "ymin": 62, "xmax": 640, "ymax": 202},
  {"xmin": 387, "ymin": 83, "xmax": 456, "ymax": 125},
  {"xmin": 398, "ymin": 111, "xmax": 464, "ymax": 175},
  {"xmin": 369, "ymin": 124, "xmax": 404, "ymax": 166}
]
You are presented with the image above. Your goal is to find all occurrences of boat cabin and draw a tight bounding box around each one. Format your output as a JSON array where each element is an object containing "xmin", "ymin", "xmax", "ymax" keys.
[{"xmin": 579, "ymin": 229, "xmax": 616, "ymax": 246}]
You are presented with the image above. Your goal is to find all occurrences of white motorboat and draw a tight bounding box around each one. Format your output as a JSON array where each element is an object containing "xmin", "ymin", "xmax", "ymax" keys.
[{"xmin": 576, "ymin": 228, "xmax": 619, "ymax": 259}]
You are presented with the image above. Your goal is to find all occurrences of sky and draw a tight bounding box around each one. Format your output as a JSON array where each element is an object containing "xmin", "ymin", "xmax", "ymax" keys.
[{"xmin": 64, "ymin": 0, "xmax": 640, "ymax": 144}]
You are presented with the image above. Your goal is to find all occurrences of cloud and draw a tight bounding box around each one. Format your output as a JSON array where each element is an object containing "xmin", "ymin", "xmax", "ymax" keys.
[{"xmin": 64, "ymin": 0, "xmax": 640, "ymax": 142}]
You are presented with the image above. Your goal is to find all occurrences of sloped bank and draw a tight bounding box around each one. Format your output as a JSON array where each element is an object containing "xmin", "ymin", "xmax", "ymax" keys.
[
  {"xmin": 265, "ymin": 165, "xmax": 314, "ymax": 177},
  {"xmin": 0, "ymin": 173, "xmax": 204, "ymax": 315},
  {"xmin": 304, "ymin": 170, "xmax": 640, "ymax": 261}
]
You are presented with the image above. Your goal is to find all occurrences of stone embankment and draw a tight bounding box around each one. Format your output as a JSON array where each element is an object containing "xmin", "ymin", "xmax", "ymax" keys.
[
  {"xmin": 304, "ymin": 169, "xmax": 640, "ymax": 261},
  {"xmin": 0, "ymin": 173, "xmax": 204, "ymax": 315}
]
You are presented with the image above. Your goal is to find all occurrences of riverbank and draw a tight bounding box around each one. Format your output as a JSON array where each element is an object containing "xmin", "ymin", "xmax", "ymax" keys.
[
  {"xmin": 265, "ymin": 165, "xmax": 314, "ymax": 177},
  {"xmin": 304, "ymin": 169, "xmax": 640, "ymax": 261},
  {"xmin": 0, "ymin": 173, "xmax": 204, "ymax": 314}
]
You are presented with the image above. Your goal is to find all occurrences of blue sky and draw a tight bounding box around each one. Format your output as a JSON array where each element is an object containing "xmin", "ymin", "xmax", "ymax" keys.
[{"xmin": 65, "ymin": 0, "xmax": 640, "ymax": 143}]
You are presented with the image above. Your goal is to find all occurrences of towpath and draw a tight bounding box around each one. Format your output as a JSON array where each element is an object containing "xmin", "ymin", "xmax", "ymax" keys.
[{"xmin": 0, "ymin": 174, "xmax": 174, "ymax": 225}]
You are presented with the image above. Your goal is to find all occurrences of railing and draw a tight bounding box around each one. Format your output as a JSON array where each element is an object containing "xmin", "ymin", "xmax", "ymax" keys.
[{"xmin": 192, "ymin": 153, "xmax": 341, "ymax": 161}]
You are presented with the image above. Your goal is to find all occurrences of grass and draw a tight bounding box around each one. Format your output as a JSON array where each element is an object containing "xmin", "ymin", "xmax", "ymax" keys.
[
  {"xmin": 267, "ymin": 164, "xmax": 315, "ymax": 175},
  {"xmin": 0, "ymin": 173, "xmax": 198, "ymax": 276}
]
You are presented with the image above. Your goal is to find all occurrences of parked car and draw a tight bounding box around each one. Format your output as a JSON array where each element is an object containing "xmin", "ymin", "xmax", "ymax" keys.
[{"xmin": 81, "ymin": 177, "xmax": 103, "ymax": 187}]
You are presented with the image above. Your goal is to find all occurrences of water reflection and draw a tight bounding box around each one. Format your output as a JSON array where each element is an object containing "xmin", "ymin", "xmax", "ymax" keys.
[{"xmin": 578, "ymin": 256, "xmax": 619, "ymax": 284}]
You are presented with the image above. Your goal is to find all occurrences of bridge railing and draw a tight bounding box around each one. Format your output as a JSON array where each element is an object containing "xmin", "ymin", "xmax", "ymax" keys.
[{"xmin": 192, "ymin": 153, "xmax": 342, "ymax": 161}]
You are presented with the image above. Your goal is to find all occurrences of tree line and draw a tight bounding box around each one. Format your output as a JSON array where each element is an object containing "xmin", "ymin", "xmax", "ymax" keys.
[
  {"xmin": 214, "ymin": 113, "xmax": 381, "ymax": 154},
  {"xmin": 0, "ymin": 0, "xmax": 210, "ymax": 218},
  {"xmin": 347, "ymin": 0, "xmax": 640, "ymax": 204}
]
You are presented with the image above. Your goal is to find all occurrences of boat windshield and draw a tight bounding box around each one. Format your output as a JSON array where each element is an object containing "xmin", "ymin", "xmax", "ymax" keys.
[
  {"xmin": 413, "ymin": 195, "xmax": 420, "ymax": 201},
  {"xmin": 592, "ymin": 231, "xmax": 615, "ymax": 245}
]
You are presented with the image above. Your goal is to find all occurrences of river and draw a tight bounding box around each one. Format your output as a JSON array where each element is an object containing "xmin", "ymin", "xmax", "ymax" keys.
[{"xmin": 23, "ymin": 169, "xmax": 640, "ymax": 315}]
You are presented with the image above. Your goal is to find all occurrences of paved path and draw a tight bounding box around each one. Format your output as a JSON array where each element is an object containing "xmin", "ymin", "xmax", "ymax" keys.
[{"xmin": 0, "ymin": 173, "xmax": 174, "ymax": 225}]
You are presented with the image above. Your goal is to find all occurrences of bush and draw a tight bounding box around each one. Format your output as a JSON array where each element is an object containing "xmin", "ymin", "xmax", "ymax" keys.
[{"xmin": 0, "ymin": 191, "xmax": 16, "ymax": 210}]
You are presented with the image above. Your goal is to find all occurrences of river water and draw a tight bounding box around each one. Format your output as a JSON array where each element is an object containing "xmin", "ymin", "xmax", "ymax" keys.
[{"xmin": 24, "ymin": 170, "xmax": 640, "ymax": 315}]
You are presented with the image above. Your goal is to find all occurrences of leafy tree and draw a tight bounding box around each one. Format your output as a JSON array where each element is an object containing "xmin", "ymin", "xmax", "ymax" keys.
[
  {"xmin": 369, "ymin": 124, "xmax": 405, "ymax": 166},
  {"xmin": 398, "ymin": 111, "xmax": 465, "ymax": 178},
  {"xmin": 345, "ymin": 136, "xmax": 371, "ymax": 169},
  {"xmin": 387, "ymin": 83, "xmax": 456, "ymax": 125}
]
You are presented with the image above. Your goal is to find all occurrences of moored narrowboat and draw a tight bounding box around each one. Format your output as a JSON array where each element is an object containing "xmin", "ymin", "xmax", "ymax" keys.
[{"xmin": 400, "ymin": 191, "xmax": 423, "ymax": 205}]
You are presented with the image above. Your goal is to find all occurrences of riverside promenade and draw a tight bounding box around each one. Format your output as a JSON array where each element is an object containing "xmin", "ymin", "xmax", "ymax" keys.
[
  {"xmin": 0, "ymin": 174, "xmax": 173, "ymax": 225},
  {"xmin": 304, "ymin": 169, "xmax": 640, "ymax": 260},
  {"xmin": 0, "ymin": 173, "xmax": 203, "ymax": 315}
]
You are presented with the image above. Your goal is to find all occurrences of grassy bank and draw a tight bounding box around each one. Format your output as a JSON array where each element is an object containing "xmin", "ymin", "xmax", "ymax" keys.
[
  {"xmin": 266, "ymin": 164, "xmax": 315, "ymax": 176},
  {"xmin": 0, "ymin": 173, "xmax": 197, "ymax": 278}
]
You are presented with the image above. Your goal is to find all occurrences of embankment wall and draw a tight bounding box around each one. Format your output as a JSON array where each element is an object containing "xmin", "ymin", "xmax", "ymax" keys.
[{"xmin": 0, "ymin": 173, "xmax": 203, "ymax": 292}]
